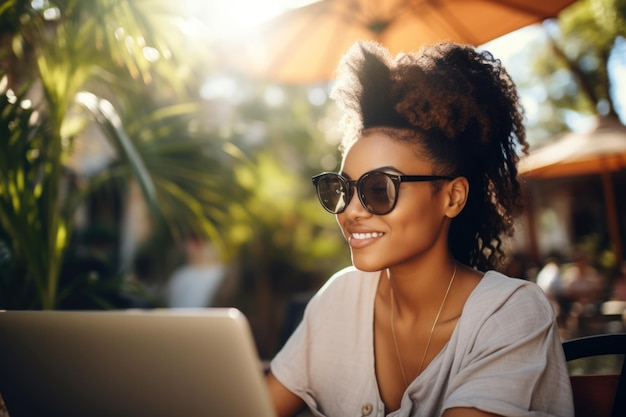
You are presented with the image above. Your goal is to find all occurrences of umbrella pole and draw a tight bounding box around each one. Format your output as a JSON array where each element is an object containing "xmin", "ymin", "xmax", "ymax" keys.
[
  {"xmin": 522, "ymin": 182, "xmax": 540, "ymax": 265},
  {"xmin": 601, "ymin": 170, "xmax": 623, "ymax": 267}
]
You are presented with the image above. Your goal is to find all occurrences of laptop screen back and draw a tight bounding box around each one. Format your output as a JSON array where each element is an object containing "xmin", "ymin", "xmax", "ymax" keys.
[{"xmin": 0, "ymin": 308, "xmax": 276, "ymax": 417}]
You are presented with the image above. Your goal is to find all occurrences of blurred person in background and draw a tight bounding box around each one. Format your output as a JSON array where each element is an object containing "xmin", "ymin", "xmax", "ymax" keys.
[
  {"xmin": 602, "ymin": 261, "xmax": 626, "ymax": 333},
  {"xmin": 560, "ymin": 250, "xmax": 604, "ymax": 336},
  {"xmin": 536, "ymin": 251, "xmax": 567, "ymax": 329},
  {"xmin": 561, "ymin": 250, "xmax": 604, "ymax": 315},
  {"xmin": 166, "ymin": 236, "xmax": 225, "ymax": 308},
  {"xmin": 610, "ymin": 261, "xmax": 626, "ymax": 302}
]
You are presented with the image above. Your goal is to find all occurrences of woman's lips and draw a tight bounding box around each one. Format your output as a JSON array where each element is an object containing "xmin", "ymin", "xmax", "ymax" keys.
[{"xmin": 348, "ymin": 232, "xmax": 384, "ymax": 248}]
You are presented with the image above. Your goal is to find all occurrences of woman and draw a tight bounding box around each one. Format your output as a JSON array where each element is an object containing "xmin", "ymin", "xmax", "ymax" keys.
[{"xmin": 266, "ymin": 41, "xmax": 573, "ymax": 417}]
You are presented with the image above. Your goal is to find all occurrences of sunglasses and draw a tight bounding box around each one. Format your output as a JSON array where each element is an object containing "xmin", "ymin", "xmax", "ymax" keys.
[{"xmin": 311, "ymin": 170, "xmax": 454, "ymax": 215}]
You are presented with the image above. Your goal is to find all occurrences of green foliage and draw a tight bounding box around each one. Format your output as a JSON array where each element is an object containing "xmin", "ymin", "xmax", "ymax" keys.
[
  {"xmin": 227, "ymin": 152, "xmax": 348, "ymax": 290},
  {"xmin": 0, "ymin": 0, "xmax": 358, "ymax": 316},
  {"xmin": 0, "ymin": 80, "xmax": 52, "ymax": 308},
  {"xmin": 226, "ymin": 81, "xmax": 350, "ymax": 279},
  {"xmin": 122, "ymin": 99, "xmax": 249, "ymax": 249},
  {"xmin": 532, "ymin": 0, "xmax": 626, "ymax": 122},
  {"xmin": 506, "ymin": 0, "xmax": 626, "ymax": 147},
  {"xmin": 0, "ymin": 0, "xmax": 236, "ymax": 309}
]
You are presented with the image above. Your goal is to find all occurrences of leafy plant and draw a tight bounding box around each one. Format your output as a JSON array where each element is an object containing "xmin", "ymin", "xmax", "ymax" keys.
[{"xmin": 0, "ymin": 0, "xmax": 239, "ymax": 309}]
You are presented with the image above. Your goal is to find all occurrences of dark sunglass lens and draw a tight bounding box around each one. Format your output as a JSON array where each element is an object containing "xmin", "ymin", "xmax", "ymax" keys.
[
  {"xmin": 317, "ymin": 175, "xmax": 348, "ymax": 213},
  {"xmin": 360, "ymin": 172, "xmax": 396, "ymax": 214}
]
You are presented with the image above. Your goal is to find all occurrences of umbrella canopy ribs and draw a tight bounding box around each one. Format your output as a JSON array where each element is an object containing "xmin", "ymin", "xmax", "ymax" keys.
[{"xmin": 220, "ymin": 0, "xmax": 578, "ymax": 83}]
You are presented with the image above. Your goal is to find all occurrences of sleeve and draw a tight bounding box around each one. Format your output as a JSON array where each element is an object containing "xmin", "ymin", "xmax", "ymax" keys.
[
  {"xmin": 270, "ymin": 286, "xmax": 323, "ymax": 414},
  {"xmin": 269, "ymin": 269, "xmax": 353, "ymax": 417},
  {"xmin": 269, "ymin": 267, "xmax": 378, "ymax": 417},
  {"xmin": 444, "ymin": 281, "xmax": 574, "ymax": 417}
]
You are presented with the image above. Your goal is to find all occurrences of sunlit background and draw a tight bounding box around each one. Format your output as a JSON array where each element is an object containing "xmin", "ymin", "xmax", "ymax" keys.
[{"xmin": 1, "ymin": 0, "xmax": 626, "ymax": 359}]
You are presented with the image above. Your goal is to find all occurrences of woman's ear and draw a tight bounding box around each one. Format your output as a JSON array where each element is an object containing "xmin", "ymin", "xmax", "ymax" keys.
[{"xmin": 444, "ymin": 177, "xmax": 469, "ymax": 219}]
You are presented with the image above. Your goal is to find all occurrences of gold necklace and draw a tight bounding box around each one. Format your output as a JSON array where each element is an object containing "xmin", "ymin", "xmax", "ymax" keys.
[{"xmin": 389, "ymin": 263, "xmax": 457, "ymax": 389}]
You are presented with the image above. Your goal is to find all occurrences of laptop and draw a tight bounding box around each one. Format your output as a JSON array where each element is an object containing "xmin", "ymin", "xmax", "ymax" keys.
[{"xmin": 0, "ymin": 308, "xmax": 277, "ymax": 417}]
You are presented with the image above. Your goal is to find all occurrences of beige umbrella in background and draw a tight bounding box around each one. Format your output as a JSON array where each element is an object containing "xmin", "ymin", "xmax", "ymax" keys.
[
  {"xmin": 518, "ymin": 116, "xmax": 626, "ymax": 265},
  {"xmin": 219, "ymin": 0, "xmax": 578, "ymax": 83}
]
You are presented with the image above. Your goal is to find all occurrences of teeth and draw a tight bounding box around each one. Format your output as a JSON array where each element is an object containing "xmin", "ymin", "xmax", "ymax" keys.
[{"xmin": 352, "ymin": 232, "xmax": 384, "ymax": 240}]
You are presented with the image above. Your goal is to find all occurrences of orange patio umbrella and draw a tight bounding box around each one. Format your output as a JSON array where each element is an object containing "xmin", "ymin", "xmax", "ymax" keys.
[
  {"xmin": 219, "ymin": 0, "xmax": 578, "ymax": 83},
  {"xmin": 518, "ymin": 116, "xmax": 626, "ymax": 265}
]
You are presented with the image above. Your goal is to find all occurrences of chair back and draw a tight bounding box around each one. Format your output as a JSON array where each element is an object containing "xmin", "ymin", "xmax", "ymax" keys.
[{"xmin": 562, "ymin": 333, "xmax": 626, "ymax": 417}]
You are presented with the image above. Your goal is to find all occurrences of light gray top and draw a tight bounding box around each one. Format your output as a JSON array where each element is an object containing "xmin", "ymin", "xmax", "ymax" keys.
[{"xmin": 271, "ymin": 267, "xmax": 574, "ymax": 417}]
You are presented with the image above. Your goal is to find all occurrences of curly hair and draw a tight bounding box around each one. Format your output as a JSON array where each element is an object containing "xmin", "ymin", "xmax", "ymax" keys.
[{"xmin": 330, "ymin": 41, "xmax": 529, "ymax": 271}]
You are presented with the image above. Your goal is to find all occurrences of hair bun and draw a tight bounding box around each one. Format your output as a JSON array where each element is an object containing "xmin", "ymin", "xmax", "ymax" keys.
[{"xmin": 331, "ymin": 41, "xmax": 411, "ymax": 134}]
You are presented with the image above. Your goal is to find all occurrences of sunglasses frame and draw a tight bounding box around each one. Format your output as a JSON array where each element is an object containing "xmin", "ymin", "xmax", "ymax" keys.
[{"xmin": 312, "ymin": 170, "xmax": 454, "ymax": 215}]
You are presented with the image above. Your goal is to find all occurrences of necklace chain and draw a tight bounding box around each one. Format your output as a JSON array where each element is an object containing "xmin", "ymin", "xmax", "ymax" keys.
[{"xmin": 389, "ymin": 263, "xmax": 457, "ymax": 389}]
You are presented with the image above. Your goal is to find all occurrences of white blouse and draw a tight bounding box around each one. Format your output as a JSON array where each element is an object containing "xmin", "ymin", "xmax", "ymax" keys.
[{"xmin": 271, "ymin": 267, "xmax": 574, "ymax": 417}]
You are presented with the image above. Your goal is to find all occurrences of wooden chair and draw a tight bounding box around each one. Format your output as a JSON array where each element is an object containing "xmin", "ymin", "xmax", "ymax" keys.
[{"xmin": 562, "ymin": 333, "xmax": 626, "ymax": 417}]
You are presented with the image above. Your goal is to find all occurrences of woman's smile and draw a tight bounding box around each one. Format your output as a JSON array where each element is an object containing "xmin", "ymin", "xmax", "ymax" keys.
[
  {"xmin": 351, "ymin": 231, "xmax": 384, "ymax": 240},
  {"xmin": 348, "ymin": 231, "xmax": 385, "ymax": 249}
]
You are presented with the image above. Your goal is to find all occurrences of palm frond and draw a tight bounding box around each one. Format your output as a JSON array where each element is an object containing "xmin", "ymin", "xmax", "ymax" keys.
[{"xmin": 75, "ymin": 92, "xmax": 158, "ymax": 212}]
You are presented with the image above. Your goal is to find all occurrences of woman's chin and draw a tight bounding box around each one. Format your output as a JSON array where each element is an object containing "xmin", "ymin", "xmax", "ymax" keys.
[{"xmin": 351, "ymin": 256, "xmax": 384, "ymax": 273}]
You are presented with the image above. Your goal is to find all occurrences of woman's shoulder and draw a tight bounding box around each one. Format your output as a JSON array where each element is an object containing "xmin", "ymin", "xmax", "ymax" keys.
[
  {"xmin": 475, "ymin": 270, "xmax": 546, "ymax": 299},
  {"xmin": 462, "ymin": 270, "xmax": 554, "ymax": 327},
  {"xmin": 449, "ymin": 271, "xmax": 558, "ymax": 360}
]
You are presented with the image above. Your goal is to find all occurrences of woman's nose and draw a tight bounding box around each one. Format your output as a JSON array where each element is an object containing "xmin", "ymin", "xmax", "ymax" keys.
[{"xmin": 341, "ymin": 188, "xmax": 371, "ymax": 219}]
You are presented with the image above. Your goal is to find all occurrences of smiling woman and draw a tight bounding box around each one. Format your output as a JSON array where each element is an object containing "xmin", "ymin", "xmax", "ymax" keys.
[{"xmin": 264, "ymin": 39, "xmax": 574, "ymax": 417}]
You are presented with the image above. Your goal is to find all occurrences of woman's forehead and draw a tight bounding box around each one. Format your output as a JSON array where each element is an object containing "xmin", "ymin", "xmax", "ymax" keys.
[{"xmin": 341, "ymin": 131, "xmax": 433, "ymax": 174}]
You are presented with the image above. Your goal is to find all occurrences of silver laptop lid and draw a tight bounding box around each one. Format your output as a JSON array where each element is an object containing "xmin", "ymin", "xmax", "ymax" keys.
[{"xmin": 0, "ymin": 308, "xmax": 276, "ymax": 417}]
